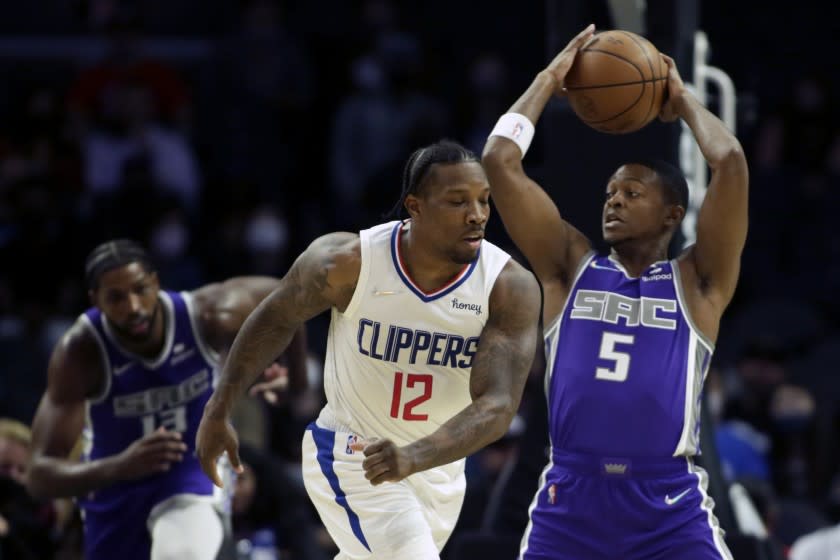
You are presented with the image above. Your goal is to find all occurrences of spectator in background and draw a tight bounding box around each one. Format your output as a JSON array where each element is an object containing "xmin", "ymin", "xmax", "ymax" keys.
[
  {"xmin": 233, "ymin": 443, "xmax": 329, "ymax": 560},
  {"xmin": 67, "ymin": 11, "xmax": 201, "ymax": 219},
  {"xmin": 781, "ymin": 73, "xmax": 835, "ymax": 175},
  {"xmin": 247, "ymin": 348, "xmax": 325, "ymax": 466},
  {"xmin": 67, "ymin": 11, "xmax": 192, "ymax": 136},
  {"xmin": 0, "ymin": 419, "xmax": 30, "ymax": 486},
  {"xmin": 0, "ymin": 85, "xmax": 84, "ymax": 329},
  {"xmin": 242, "ymin": 205, "xmax": 290, "ymax": 277},
  {"xmin": 213, "ymin": 0, "xmax": 314, "ymax": 206},
  {"xmin": 147, "ymin": 205, "xmax": 203, "ymax": 291},
  {"xmin": 462, "ymin": 54, "xmax": 510, "ymax": 156},
  {"xmin": 0, "ymin": 419, "xmax": 60, "ymax": 560},
  {"xmin": 330, "ymin": 32, "xmax": 447, "ymax": 230},
  {"xmin": 329, "ymin": 53, "xmax": 397, "ymax": 228},
  {"xmin": 721, "ymin": 339, "xmax": 820, "ymax": 499}
]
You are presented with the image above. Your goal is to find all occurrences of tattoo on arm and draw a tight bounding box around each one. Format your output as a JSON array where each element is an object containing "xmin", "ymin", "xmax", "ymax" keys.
[
  {"xmin": 208, "ymin": 233, "xmax": 358, "ymax": 416},
  {"xmin": 404, "ymin": 264, "xmax": 541, "ymax": 472}
]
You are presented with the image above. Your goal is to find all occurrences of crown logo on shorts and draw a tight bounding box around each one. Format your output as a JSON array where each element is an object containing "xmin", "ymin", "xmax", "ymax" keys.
[{"xmin": 603, "ymin": 463, "xmax": 628, "ymax": 475}]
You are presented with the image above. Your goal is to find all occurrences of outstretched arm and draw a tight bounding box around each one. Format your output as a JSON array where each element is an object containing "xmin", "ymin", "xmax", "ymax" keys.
[
  {"xmin": 662, "ymin": 55, "xmax": 749, "ymax": 310},
  {"xmin": 196, "ymin": 232, "xmax": 360, "ymax": 486},
  {"xmin": 482, "ymin": 25, "xmax": 595, "ymax": 322},
  {"xmin": 354, "ymin": 260, "xmax": 541, "ymax": 484}
]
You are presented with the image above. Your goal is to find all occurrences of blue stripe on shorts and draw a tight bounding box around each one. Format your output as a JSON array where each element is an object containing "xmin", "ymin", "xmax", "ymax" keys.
[{"xmin": 308, "ymin": 422, "xmax": 371, "ymax": 552}]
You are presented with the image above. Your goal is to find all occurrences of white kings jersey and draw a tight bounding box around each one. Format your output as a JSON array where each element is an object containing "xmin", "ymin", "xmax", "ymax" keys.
[{"xmin": 316, "ymin": 220, "xmax": 511, "ymax": 450}]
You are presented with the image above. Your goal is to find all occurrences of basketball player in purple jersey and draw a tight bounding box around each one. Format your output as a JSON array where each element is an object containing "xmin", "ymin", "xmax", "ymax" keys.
[
  {"xmin": 483, "ymin": 25, "xmax": 748, "ymax": 559},
  {"xmin": 26, "ymin": 240, "xmax": 307, "ymax": 560}
]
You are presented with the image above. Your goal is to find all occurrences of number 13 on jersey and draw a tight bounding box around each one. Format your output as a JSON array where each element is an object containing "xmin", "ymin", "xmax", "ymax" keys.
[{"xmin": 390, "ymin": 372, "xmax": 433, "ymax": 420}]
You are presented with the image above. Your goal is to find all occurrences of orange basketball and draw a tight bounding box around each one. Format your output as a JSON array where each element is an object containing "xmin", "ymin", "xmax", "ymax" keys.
[{"xmin": 564, "ymin": 30, "xmax": 668, "ymax": 134}]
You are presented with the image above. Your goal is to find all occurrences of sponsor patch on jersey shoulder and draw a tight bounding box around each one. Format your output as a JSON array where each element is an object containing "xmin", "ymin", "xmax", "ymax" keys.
[{"xmin": 641, "ymin": 273, "xmax": 672, "ymax": 282}]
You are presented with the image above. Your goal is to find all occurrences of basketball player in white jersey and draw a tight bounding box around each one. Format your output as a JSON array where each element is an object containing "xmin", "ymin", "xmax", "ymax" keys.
[{"xmin": 196, "ymin": 139, "xmax": 541, "ymax": 559}]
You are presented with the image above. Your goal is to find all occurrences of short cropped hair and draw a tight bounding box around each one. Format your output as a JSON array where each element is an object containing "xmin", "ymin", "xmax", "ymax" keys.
[
  {"xmin": 388, "ymin": 139, "xmax": 479, "ymax": 218},
  {"xmin": 0, "ymin": 418, "xmax": 31, "ymax": 447},
  {"xmin": 629, "ymin": 158, "xmax": 689, "ymax": 209},
  {"xmin": 85, "ymin": 239, "xmax": 156, "ymax": 290}
]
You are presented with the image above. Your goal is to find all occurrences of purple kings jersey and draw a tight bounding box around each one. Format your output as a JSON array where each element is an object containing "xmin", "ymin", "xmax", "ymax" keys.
[
  {"xmin": 545, "ymin": 254, "xmax": 714, "ymax": 458},
  {"xmin": 78, "ymin": 291, "xmax": 219, "ymax": 515}
]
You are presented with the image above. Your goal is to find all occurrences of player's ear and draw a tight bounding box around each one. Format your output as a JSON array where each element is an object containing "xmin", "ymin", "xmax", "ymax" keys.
[
  {"xmin": 404, "ymin": 194, "xmax": 421, "ymax": 219},
  {"xmin": 664, "ymin": 204, "xmax": 685, "ymax": 227}
]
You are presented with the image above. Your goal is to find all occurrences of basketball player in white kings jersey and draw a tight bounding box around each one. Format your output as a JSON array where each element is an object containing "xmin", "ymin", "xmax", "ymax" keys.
[{"xmin": 196, "ymin": 139, "xmax": 541, "ymax": 559}]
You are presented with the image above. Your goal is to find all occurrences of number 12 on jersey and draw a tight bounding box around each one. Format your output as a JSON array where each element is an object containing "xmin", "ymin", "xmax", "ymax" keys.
[{"xmin": 390, "ymin": 372, "xmax": 433, "ymax": 420}]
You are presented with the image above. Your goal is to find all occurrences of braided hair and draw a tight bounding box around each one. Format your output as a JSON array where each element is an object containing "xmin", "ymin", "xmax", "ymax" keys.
[
  {"xmin": 387, "ymin": 139, "xmax": 479, "ymax": 219},
  {"xmin": 85, "ymin": 239, "xmax": 156, "ymax": 290}
]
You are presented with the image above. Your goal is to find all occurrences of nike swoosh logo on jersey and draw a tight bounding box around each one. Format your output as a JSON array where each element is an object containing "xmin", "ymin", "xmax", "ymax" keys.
[
  {"xmin": 113, "ymin": 363, "xmax": 133, "ymax": 376},
  {"xmin": 373, "ymin": 290, "xmax": 401, "ymax": 296},
  {"xmin": 664, "ymin": 488, "xmax": 692, "ymax": 506}
]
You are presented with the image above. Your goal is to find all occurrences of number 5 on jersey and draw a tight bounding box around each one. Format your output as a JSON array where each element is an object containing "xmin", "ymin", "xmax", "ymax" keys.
[
  {"xmin": 596, "ymin": 332, "xmax": 635, "ymax": 382},
  {"xmin": 390, "ymin": 372, "xmax": 433, "ymax": 420}
]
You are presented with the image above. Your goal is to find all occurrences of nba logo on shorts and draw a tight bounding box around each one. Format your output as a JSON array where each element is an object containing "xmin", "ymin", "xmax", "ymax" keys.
[
  {"xmin": 346, "ymin": 435, "xmax": 359, "ymax": 454},
  {"xmin": 547, "ymin": 483, "xmax": 556, "ymax": 505}
]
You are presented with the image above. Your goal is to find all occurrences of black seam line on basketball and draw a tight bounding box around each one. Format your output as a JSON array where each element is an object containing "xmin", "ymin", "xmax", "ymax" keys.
[
  {"xmin": 580, "ymin": 80, "xmax": 647, "ymax": 125},
  {"xmin": 565, "ymin": 77, "xmax": 666, "ymax": 91},
  {"xmin": 617, "ymin": 31, "xmax": 658, "ymax": 124},
  {"xmin": 579, "ymin": 75, "xmax": 651, "ymax": 123},
  {"xmin": 581, "ymin": 91, "xmax": 646, "ymax": 125},
  {"xmin": 577, "ymin": 48, "xmax": 645, "ymax": 81}
]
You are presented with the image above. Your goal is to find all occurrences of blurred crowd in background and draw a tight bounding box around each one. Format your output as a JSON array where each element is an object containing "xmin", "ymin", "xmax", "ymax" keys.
[{"xmin": 1, "ymin": 0, "xmax": 840, "ymax": 558}]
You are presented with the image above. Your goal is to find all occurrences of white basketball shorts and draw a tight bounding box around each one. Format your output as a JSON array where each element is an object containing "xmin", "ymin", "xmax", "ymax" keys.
[{"xmin": 302, "ymin": 421, "xmax": 466, "ymax": 559}]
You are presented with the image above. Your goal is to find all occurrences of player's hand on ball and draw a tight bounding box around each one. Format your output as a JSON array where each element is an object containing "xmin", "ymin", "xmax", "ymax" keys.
[
  {"xmin": 350, "ymin": 438, "xmax": 415, "ymax": 485},
  {"xmin": 544, "ymin": 23, "xmax": 595, "ymax": 95},
  {"xmin": 658, "ymin": 54, "xmax": 689, "ymax": 123}
]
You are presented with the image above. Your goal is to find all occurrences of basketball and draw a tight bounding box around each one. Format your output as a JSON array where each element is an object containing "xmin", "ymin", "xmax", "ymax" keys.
[{"xmin": 564, "ymin": 30, "xmax": 668, "ymax": 134}]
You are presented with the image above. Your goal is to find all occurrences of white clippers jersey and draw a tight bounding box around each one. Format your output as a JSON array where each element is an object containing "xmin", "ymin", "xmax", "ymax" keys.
[{"xmin": 317, "ymin": 220, "xmax": 511, "ymax": 448}]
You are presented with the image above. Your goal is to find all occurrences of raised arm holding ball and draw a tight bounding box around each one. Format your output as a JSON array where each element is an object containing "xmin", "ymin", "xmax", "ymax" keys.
[{"xmin": 482, "ymin": 24, "xmax": 748, "ymax": 559}]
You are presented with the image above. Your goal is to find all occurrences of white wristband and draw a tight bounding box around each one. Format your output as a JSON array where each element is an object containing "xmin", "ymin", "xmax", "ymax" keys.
[{"xmin": 489, "ymin": 112, "xmax": 535, "ymax": 159}]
